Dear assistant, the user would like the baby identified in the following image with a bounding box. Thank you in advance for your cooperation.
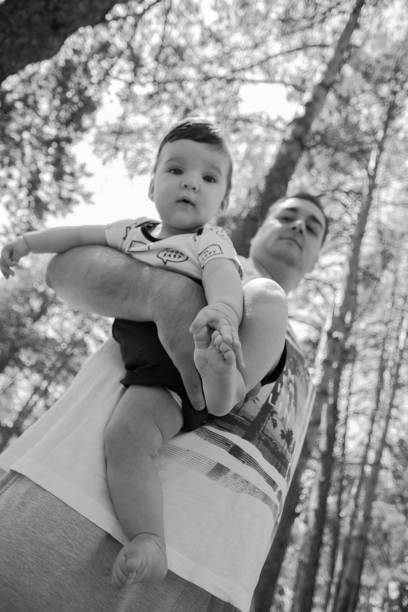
[1,118,287,586]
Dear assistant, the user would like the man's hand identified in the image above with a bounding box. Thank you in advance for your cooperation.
[47,246,206,410]
[151,270,207,410]
[0,238,29,279]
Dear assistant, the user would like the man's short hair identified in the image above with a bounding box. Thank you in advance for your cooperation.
[154,117,233,200]
[270,192,329,244]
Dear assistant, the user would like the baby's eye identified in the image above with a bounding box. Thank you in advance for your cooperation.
[168,167,183,175]
[203,175,217,183]
[307,225,317,235]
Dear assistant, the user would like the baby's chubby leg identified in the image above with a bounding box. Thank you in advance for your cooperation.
[191,278,288,416]
[239,277,288,391]
[103,385,183,587]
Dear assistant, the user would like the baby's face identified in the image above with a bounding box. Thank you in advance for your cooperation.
[149,139,230,236]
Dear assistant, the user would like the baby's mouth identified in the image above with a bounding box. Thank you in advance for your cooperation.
[177,197,195,206]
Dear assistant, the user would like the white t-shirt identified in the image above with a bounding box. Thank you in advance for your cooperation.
[105,218,242,280]
[0,259,314,612]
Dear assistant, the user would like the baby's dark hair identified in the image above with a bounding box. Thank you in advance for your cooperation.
[154,117,233,200]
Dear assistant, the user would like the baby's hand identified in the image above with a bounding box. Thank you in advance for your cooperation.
[0,237,30,279]
[189,303,245,371]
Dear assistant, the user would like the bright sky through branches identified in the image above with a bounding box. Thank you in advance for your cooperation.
[0,83,294,230]
[50,83,295,228]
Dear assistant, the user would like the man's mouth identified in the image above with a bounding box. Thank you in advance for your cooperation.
[281,236,302,249]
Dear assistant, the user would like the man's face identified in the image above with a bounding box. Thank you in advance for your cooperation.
[249,198,326,288]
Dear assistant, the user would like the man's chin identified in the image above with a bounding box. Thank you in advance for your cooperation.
[279,237,302,251]
[269,246,300,265]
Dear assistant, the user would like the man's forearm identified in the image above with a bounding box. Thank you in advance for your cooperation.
[47,246,156,320]
[47,246,206,321]
[47,245,207,408]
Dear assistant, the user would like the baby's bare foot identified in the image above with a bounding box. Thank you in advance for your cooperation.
[112,533,168,588]
[193,329,245,416]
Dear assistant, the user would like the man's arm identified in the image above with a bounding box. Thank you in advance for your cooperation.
[46,246,206,409]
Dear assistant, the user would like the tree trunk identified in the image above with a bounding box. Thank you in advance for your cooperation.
[253,467,302,611]
[331,309,392,609]
[231,0,367,255]
[0,0,141,84]
[333,300,407,612]
[253,380,324,609]
[289,88,396,612]
[322,357,356,611]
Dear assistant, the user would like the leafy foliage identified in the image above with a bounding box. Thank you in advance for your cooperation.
[0,260,109,451]
[1,1,408,610]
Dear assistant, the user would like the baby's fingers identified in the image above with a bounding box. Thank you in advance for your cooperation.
[1,245,14,262]
[216,319,234,345]
[230,329,245,371]
[191,324,212,349]
[190,309,218,334]
[0,262,14,279]
[216,323,245,371]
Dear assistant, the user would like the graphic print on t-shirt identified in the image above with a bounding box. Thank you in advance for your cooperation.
[128,240,150,252]
[198,243,224,267]
[164,325,313,522]
[156,248,189,265]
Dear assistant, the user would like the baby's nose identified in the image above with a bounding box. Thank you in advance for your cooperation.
[182,178,198,191]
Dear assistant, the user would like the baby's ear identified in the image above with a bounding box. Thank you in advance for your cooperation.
[148,178,155,201]
[220,196,229,212]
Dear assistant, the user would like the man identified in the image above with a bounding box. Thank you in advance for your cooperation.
[0,194,327,612]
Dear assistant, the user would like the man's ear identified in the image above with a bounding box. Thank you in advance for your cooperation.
[148,178,155,201]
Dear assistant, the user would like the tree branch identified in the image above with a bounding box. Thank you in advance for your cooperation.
[0,0,146,83]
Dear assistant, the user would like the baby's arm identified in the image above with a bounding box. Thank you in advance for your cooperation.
[190,257,246,415]
[0,225,107,279]
[190,258,244,369]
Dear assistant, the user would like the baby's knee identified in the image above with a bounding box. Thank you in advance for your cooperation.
[244,278,287,311]
[104,398,164,462]
[104,412,128,461]
[242,278,288,344]
[104,402,144,460]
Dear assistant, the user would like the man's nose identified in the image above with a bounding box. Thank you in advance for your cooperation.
[291,219,305,234]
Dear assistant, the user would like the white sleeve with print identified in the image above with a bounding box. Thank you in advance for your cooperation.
[194,225,243,278]
[104,218,151,252]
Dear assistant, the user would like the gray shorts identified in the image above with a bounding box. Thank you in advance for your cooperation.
[0,472,237,612]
